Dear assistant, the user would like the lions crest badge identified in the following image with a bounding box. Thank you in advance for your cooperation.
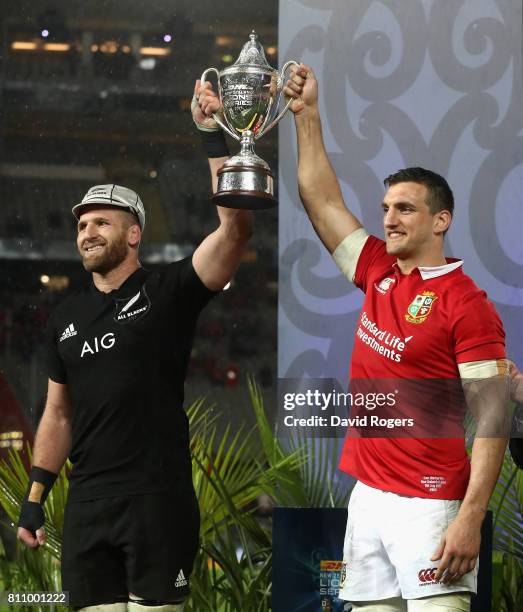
[405,291,437,324]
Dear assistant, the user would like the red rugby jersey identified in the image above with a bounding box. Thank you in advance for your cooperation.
[338,235,506,499]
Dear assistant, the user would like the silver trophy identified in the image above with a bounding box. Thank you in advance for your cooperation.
[201,31,298,209]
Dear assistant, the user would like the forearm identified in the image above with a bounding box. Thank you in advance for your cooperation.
[458,436,507,525]
[294,109,362,252]
[193,206,253,291]
[296,109,343,218]
[33,408,72,473]
[208,155,229,194]
[216,205,253,242]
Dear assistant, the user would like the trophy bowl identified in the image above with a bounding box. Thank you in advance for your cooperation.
[201,31,298,210]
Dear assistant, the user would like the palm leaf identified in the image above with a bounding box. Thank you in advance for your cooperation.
[490,451,523,560]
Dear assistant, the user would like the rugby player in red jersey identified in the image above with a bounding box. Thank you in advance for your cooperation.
[283,65,509,611]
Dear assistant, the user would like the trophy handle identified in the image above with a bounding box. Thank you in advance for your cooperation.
[200,67,240,141]
[256,60,300,138]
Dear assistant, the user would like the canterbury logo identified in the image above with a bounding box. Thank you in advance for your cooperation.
[60,323,77,342]
[175,569,188,588]
[418,568,437,583]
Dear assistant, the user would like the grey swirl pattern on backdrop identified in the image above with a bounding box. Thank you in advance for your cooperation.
[278,0,523,385]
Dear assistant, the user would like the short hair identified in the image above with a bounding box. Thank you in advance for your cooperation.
[121,208,141,229]
[383,167,454,217]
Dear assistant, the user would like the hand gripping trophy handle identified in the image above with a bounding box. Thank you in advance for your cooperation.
[257,60,300,138]
[200,67,240,141]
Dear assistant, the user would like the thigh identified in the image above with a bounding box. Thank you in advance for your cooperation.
[125,484,200,603]
[407,593,471,611]
[352,597,407,612]
[62,499,129,609]
[339,482,401,602]
[383,498,477,600]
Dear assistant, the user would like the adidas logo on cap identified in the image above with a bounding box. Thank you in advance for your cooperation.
[60,323,77,342]
[175,569,188,588]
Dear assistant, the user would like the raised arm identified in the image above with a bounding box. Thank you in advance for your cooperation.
[190,79,253,291]
[18,379,73,548]
[283,64,363,254]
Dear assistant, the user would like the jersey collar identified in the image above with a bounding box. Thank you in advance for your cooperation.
[391,258,463,280]
[417,259,463,280]
[89,266,148,297]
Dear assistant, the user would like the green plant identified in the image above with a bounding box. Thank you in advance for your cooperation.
[492,550,523,612]
[490,453,523,560]
[0,377,349,611]
[489,451,523,611]
[0,449,70,611]
[185,376,350,610]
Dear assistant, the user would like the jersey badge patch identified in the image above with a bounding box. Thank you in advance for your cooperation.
[114,285,151,324]
[405,291,437,324]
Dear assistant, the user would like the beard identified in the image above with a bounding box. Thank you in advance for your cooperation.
[80,233,128,274]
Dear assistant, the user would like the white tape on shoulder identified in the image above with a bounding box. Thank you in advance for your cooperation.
[332,228,369,282]
[458,359,509,382]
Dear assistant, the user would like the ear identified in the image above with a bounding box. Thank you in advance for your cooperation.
[433,210,451,235]
[127,224,141,247]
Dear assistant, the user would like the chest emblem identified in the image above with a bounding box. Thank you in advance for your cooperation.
[114,285,151,324]
[374,276,396,294]
[405,291,437,324]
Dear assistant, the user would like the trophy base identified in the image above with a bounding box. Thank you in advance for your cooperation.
[213,190,276,210]
[213,163,277,210]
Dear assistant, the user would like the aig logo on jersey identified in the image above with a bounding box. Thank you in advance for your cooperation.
[114,285,151,324]
[405,291,438,324]
[81,333,116,358]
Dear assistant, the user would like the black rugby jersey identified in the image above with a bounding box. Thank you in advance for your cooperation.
[46,257,215,502]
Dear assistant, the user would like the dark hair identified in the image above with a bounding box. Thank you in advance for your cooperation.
[383,167,454,217]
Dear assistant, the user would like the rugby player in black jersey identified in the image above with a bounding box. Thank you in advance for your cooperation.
[17,81,250,611]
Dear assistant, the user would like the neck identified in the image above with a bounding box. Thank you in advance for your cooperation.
[396,253,448,275]
[92,259,141,293]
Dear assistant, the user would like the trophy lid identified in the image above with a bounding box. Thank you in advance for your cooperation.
[234,30,272,68]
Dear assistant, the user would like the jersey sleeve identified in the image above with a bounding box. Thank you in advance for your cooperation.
[46,314,67,384]
[352,235,395,293]
[451,289,506,363]
[332,228,369,282]
[163,256,218,313]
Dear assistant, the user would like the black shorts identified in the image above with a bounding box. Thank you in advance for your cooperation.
[61,484,200,608]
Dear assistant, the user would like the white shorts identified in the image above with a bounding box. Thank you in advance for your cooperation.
[338,481,478,601]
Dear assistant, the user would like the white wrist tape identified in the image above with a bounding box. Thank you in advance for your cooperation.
[191,94,220,132]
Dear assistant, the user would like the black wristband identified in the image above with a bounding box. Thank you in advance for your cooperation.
[24,466,57,505]
[199,129,230,158]
[17,466,57,536]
